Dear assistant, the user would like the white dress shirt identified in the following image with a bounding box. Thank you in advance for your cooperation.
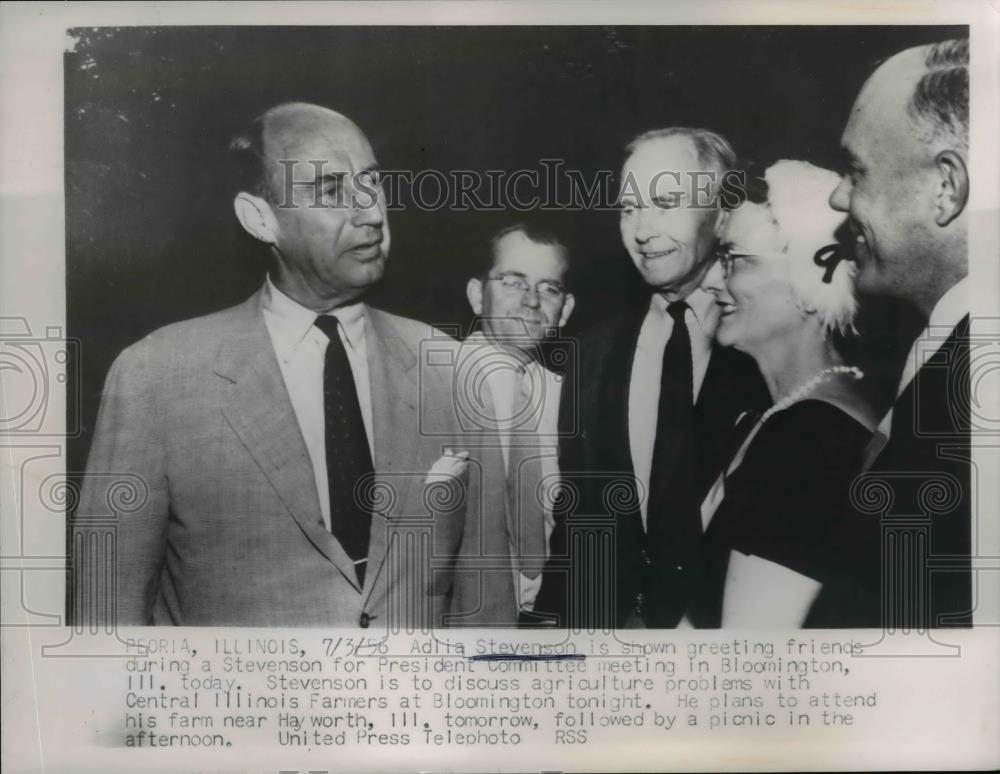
[261,277,374,531]
[464,331,562,611]
[864,276,968,470]
[628,287,719,527]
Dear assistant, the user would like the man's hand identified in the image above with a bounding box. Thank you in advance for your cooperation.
[424,448,470,486]
[424,449,471,597]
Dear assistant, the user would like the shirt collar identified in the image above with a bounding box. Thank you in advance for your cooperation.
[650,286,719,339]
[465,330,556,378]
[263,275,367,352]
[465,330,491,349]
[927,275,968,333]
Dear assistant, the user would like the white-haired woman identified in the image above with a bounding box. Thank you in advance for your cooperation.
[695,159,878,628]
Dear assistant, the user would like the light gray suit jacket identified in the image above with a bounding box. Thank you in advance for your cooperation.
[73,287,516,627]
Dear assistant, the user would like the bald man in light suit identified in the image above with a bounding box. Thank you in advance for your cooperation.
[73,103,515,628]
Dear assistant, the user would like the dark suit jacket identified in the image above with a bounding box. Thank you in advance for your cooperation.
[813,315,972,628]
[72,287,515,628]
[536,303,770,629]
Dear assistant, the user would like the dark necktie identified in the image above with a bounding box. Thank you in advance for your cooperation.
[314,315,374,587]
[643,300,701,625]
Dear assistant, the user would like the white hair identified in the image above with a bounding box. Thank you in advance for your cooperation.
[764,160,857,336]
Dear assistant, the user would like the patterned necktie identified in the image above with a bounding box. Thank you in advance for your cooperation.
[314,315,374,588]
[507,365,548,579]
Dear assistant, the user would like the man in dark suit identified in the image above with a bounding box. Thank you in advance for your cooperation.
[824,39,972,628]
[72,103,515,627]
[537,128,769,629]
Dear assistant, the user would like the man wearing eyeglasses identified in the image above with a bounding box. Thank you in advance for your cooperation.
[462,221,576,625]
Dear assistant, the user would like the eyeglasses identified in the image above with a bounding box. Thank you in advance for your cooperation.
[486,273,566,301]
[715,246,761,278]
[717,243,851,284]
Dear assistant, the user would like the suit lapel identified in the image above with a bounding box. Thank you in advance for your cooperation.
[694,345,769,494]
[884,315,970,466]
[599,308,647,476]
[213,290,362,592]
[361,308,421,605]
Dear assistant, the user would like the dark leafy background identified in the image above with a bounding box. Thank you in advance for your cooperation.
[66,25,960,469]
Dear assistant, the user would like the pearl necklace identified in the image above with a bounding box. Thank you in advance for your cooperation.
[760,365,864,424]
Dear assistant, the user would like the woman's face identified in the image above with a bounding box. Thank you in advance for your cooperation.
[709,203,803,355]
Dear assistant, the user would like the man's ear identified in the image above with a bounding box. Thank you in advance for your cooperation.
[934,149,969,227]
[466,278,484,316]
[558,293,576,328]
[233,192,280,245]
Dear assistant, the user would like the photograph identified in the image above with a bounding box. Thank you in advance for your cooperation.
[66,22,975,631]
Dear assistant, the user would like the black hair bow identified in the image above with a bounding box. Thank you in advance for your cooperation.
[813,242,854,284]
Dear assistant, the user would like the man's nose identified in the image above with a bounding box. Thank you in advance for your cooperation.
[829,176,851,212]
[352,195,385,227]
[633,208,656,243]
[700,259,726,296]
[521,286,542,308]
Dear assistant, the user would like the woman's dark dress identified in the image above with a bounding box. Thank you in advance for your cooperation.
[692,398,872,627]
